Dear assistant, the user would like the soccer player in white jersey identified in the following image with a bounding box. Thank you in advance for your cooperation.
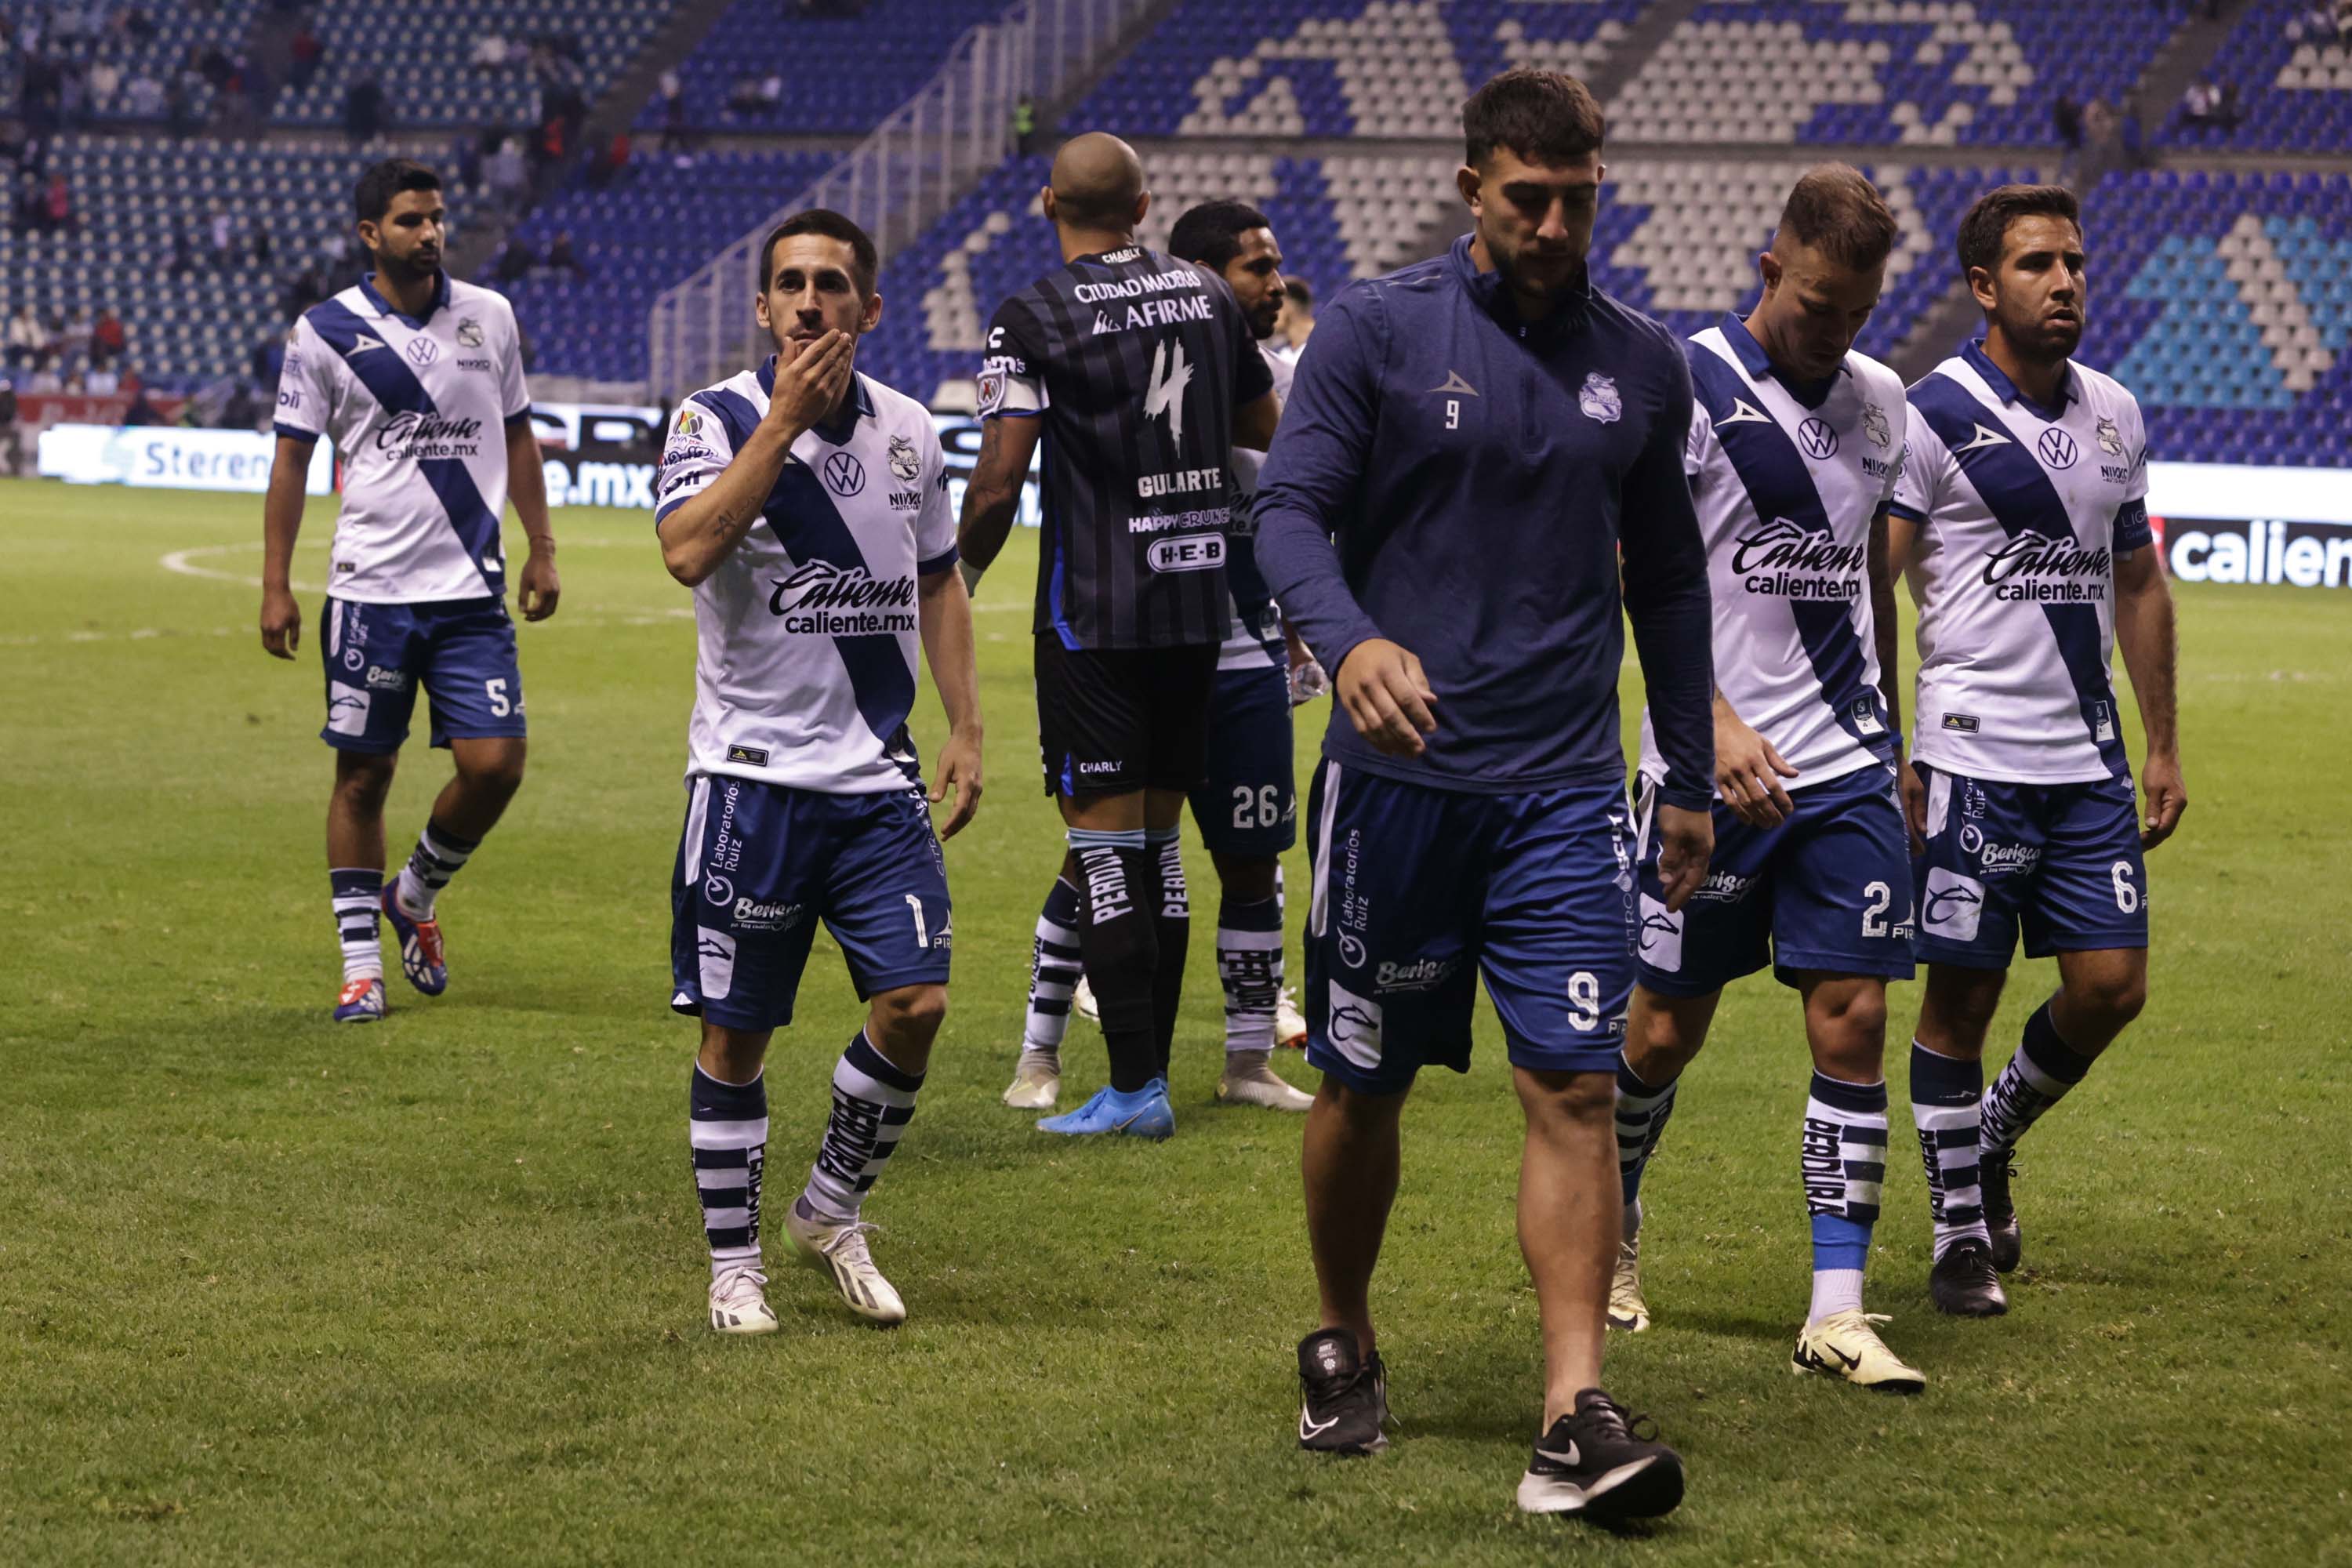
[1890,184,2184,1294]
[655,210,982,1334]
[260,159,558,1024]
[1000,198,1316,1115]
[1605,166,1932,1388]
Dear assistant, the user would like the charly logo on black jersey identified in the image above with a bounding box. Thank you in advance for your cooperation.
[1982,530,2110,603]
[1732,517,1865,601]
[768,561,916,633]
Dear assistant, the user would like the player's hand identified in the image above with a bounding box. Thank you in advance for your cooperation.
[1288,655,1329,706]
[931,727,984,840]
[1335,638,1436,757]
[517,542,561,622]
[1899,756,1929,855]
[260,584,301,660]
[765,329,854,434]
[2138,750,2187,850]
[1715,708,1798,827]
[1653,803,1714,912]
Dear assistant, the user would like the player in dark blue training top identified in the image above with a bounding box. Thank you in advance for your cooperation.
[1256,69,1715,1521]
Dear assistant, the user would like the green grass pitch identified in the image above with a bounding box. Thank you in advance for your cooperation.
[2,477,2347,1564]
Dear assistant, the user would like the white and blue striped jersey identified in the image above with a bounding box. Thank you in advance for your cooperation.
[656,364,959,796]
[275,274,531,604]
[1893,341,2152,785]
[1639,316,1906,792]
[1221,342,1293,672]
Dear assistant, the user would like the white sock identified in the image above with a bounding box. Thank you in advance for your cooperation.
[1809,1268,1864,1323]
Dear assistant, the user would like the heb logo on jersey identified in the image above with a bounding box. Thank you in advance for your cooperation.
[1982,530,2111,603]
[1731,518,1865,601]
[1147,535,1224,574]
[767,561,916,634]
[375,410,482,461]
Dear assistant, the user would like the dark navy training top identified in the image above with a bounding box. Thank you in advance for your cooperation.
[1256,237,1716,808]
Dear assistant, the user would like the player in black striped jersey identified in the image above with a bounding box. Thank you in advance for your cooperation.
[960,133,1279,1137]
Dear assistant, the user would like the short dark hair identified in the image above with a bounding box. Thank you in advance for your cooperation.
[1283,276,1314,310]
[1461,67,1605,169]
[355,159,440,223]
[1777,163,1898,271]
[1167,199,1272,273]
[1956,183,2080,280]
[760,209,878,298]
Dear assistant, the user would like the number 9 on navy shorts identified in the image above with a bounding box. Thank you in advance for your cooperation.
[1302,762,1635,1095]
[1911,764,2147,966]
[670,773,953,1032]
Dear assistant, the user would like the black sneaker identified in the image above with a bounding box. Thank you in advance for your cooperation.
[1295,1328,1389,1454]
[1929,1237,2009,1316]
[1516,1388,1685,1519]
[1980,1145,2023,1272]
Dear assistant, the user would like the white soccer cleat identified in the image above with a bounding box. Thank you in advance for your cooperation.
[1002,1051,1061,1109]
[1275,986,1308,1051]
[785,1206,906,1326]
[1218,1051,1314,1111]
[707,1264,779,1336]
[1607,1235,1651,1333]
[1791,1309,1926,1392]
[1073,974,1099,1024]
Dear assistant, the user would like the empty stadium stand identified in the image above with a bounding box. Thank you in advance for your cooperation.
[638,0,1012,133]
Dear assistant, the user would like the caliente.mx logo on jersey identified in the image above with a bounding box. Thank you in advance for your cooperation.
[1982,529,2111,603]
[768,561,916,634]
[1732,517,1866,601]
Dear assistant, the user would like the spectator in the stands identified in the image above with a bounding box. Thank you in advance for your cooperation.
[5,303,45,370]
[209,205,237,269]
[485,133,528,209]
[125,70,164,118]
[0,376,20,476]
[728,72,766,114]
[165,68,198,137]
[84,359,119,396]
[42,171,72,232]
[2053,92,2082,150]
[289,20,324,89]
[93,305,126,365]
[343,74,385,143]
[171,226,198,274]
[123,385,162,425]
[89,59,121,114]
[586,130,630,190]
[546,231,585,278]
[493,235,535,285]
[471,31,512,71]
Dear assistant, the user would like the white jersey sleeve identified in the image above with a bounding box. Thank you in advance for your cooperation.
[914,419,959,575]
[495,296,531,423]
[1892,401,1953,522]
[655,393,744,526]
[273,316,337,442]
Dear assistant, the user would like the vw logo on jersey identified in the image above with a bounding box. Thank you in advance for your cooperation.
[822,451,866,496]
[2037,427,2078,470]
[1797,418,1839,460]
[404,336,437,367]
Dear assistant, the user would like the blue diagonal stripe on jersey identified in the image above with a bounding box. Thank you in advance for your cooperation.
[763,462,920,757]
[1909,374,2129,777]
[307,299,504,592]
[1688,348,1885,753]
[691,387,760,454]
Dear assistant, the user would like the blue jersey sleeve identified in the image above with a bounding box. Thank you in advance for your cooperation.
[1620,339,1715,811]
[1254,289,1387,677]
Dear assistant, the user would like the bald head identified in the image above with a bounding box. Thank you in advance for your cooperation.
[1045,132,1147,235]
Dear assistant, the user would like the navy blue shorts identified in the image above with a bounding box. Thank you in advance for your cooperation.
[670,774,953,1032]
[1302,762,1635,1094]
[321,595,525,753]
[1190,663,1297,858]
[1634,760,1917,996]
[1911,764,2147,967]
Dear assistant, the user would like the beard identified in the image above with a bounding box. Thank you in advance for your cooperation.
[1490,240,1584,301]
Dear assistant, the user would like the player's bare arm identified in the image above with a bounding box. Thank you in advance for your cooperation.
[658,329,854,586]
[259,434,311,659]
[2114,543,2185,849]
[1652,803,1712,912]
[506,420,560,621]
[1334,637,1437,757]
[1886,505,1930,844]
[918,566,985,839]
[1232,387,1280,453]
[953,411,1041,590]
[1713,691,1799,828]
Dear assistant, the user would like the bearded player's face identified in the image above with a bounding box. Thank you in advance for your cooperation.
[1462,146,1602,303]
[757,234,880,358]
[1219,227,1286,341]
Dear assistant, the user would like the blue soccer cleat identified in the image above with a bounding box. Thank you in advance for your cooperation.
[380,886,448,996]
[333,976,387,1023]
[1036,1079,1175,1139]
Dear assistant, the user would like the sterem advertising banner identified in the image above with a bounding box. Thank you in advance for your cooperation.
[36,416,2338,584]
